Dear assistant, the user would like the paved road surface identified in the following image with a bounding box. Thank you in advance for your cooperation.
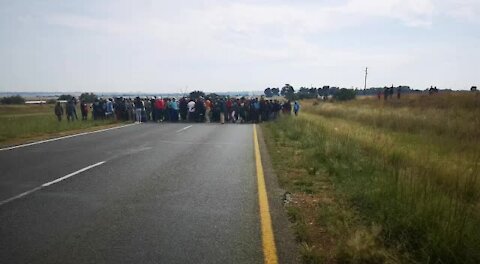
[0,123,277,263]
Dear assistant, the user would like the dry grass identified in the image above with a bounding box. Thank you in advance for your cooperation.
[262,92,480,263]
[0,104,121,147]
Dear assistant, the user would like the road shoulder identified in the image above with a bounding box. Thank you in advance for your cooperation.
[0,122,132,150]
[257,125,300,264]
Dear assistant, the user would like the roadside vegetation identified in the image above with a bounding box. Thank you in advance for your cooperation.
[262,93,480,263]
[0,95,26,104]
[0,104,119,147]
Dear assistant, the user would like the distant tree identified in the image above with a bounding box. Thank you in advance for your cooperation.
[0,95,25,104]
[57,94,74,101]
[264,88,273,98]
[79,92,98,103]
[271,88,280,97]
[281,84,295,100]
[206,93,219,99]
[297,87,310,99]
[189,90,206,99]
[296,87,318,99]
[333,88,356,101]
[318,86,330,97]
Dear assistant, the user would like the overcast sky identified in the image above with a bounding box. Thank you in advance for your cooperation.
[0,0,479,93]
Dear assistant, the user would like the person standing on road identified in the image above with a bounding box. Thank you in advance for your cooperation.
[134,97,144,123]
[170,98,179,122]
[293,101,300,116]
[225,98,233,123]
[154,97,162,122]
[150,97,156,121]
[145,98,152,121]
[164,98,170,121]
[218,98,226,124]
[205,98,212,123]
[212,99,220,122]
[178,97,187,121]
[195,98,205,122]
[238,98,246,123]
[54,102,63,121]
[187,99,195,122]
[125,99,133,121]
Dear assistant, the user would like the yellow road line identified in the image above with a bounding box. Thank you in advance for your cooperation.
[253,124,279,264]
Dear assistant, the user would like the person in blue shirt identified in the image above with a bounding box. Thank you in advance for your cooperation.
[293,101,300,116]
[169,98,179,122]
[106,98,114,119]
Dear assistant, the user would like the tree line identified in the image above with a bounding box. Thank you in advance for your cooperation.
[0,95,26,104]
[264,84,419,101]
[264,84,358,101]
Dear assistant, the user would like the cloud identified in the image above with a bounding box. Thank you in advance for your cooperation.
[437,0,480,23]
[343,0,434,27]
[40,1,437,81]
[46,14,137,34]
[45,0,439,36]
[9,0,477,91]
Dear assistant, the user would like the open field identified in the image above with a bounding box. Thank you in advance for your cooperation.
[0,104,120,147]
[262,93,480,263]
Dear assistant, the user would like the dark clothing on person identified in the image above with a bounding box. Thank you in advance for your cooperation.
[179,98,188,121]
[66,100,76,122]
[80,102,88,120]
[54,103,63,121]
[195,100,205,122]
[134,99,143,109]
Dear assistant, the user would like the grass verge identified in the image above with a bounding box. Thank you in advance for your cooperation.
[261,93,480,263]
[0,104,123,147]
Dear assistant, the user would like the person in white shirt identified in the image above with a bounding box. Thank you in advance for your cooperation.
[187,99,195,122]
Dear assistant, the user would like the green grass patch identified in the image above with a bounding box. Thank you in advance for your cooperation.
[262,93,480,263]
[0,104,122,147]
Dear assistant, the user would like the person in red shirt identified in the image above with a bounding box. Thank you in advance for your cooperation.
[154,98,165,122]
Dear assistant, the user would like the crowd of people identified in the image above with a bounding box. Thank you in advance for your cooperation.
[378,86,401,100]
[55,96,301,123]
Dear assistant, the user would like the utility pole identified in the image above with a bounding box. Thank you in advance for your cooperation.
[364,67,368,90]
[183,85,188,97]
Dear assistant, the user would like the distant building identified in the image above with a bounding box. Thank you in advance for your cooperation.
[25,100,47,104]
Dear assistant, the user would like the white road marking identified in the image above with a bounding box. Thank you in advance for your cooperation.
[175,125,193,133]
[42,161,106,187]
[0,161,106,207]
[0,187,43,207]
[0,123,137,152]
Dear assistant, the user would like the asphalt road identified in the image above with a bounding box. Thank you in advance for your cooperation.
[0,123,282,264]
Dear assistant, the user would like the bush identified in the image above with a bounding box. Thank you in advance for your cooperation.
[79,92,98,103]
[57,94,74,101]
[1,95,26,104]
[189,90,206,99]
[333,88,356,101]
